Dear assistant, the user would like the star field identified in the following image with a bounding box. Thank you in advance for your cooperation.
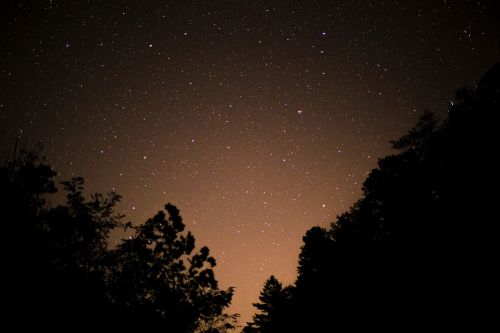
[1,0,499,325]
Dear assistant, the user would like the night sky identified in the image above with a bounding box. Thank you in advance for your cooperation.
[1,0,499,325]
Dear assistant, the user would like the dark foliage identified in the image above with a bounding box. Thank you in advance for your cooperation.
[243,276,292,333]
[247,64,499,331]
[0,146,233,331]
[108,204,234,331]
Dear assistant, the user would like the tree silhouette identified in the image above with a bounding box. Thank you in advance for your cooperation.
[108,203,234,331]
[255,63,500,331]
[0,146,234,331]
[195,312,240,333]
[37,176,126,326]
[1,145,59,327]
[243,276,292,333]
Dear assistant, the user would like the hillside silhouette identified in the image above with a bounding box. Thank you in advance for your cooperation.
[244,64,499,332]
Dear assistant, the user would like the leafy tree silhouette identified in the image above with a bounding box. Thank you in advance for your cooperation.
[38,176,126,326]
[249,63,499,331]
[195,312,240,333]
[0,145,59,326]
[0,146,234,332]
[109,203,234,331]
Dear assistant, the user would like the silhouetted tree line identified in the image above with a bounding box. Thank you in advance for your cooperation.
[244,64,499,332]
[2,64,497,332]
[0,147,237,332]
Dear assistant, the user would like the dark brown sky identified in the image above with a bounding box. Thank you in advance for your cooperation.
[1,0,499,325]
